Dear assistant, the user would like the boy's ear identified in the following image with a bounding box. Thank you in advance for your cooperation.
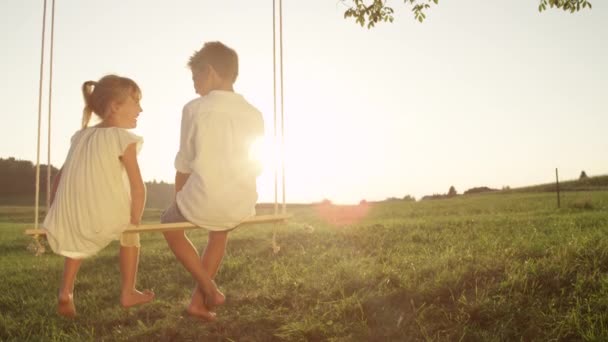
[193,65,206,78]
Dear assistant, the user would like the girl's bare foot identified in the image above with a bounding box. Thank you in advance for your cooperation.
[187,302,217,321]
[57,292,76,318]
[120,289,155,308]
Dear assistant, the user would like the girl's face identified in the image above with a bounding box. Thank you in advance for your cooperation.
[111,93,142,129]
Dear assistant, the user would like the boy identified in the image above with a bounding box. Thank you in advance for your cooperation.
[161,41,264,321]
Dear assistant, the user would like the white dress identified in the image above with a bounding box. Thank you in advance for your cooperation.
[43,127,143,258]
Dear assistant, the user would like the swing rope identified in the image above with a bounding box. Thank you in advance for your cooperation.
[30,0,55,255]
[273,0,277,215]
[279,0,287,216]
[33,0,48,234]
[46,0,56,209]
[271,0,287,253]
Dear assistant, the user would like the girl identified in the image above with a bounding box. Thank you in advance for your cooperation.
[43,74,154,317]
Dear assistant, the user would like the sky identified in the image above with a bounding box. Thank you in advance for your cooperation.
[1,0,607,204]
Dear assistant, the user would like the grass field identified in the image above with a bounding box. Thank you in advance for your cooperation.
[1,191,608,341]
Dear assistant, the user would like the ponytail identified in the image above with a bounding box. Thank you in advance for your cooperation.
[81,81,96,129]
[79,75,141,128]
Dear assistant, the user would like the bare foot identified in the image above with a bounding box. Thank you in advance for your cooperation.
[187,302,217,321]
[57,293,76,318]
[204,280,226,308]
[120,289,155,308]
[204,287,226,309]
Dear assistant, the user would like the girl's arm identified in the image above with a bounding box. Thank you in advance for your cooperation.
[49,169,62,205]
[121,143,146,225]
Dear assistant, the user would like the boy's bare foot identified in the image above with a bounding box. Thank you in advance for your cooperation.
[187,302,217,321]
[120,289,155,308]
[203,280,226,309]
[58,293,76,318]
[204,288,226,309]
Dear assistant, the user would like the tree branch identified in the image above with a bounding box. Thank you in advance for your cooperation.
[341,0,592,28]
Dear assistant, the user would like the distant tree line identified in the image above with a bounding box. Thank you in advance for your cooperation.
[419,171,604,200]
[385,195,416,202]
[421,185,458,200]
[4,157,605,207]
[464,186,499,195]
[421,185,503,200]
[0,157,59,197]
[0,157,174,209]
[145,180,173,209]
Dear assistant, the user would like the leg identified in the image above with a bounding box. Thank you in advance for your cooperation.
[202,231,229,279]
[119,233,154,308]
[58,257,82,317]
[162,230,223,305]
[189,231,229,312]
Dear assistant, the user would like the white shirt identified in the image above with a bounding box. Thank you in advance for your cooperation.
[175,90,264,230]
[43,127,143,258]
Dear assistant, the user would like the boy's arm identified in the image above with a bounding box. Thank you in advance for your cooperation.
[174,171,190,198]
[49,169,62,205]
[174,105,195,198]
[174,107,195,177]
[121,143,146,225]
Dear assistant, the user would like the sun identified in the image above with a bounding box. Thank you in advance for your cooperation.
[249,135,279,174]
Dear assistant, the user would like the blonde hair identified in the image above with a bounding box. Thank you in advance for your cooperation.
[188,41,239,84]
[81,75,141,128]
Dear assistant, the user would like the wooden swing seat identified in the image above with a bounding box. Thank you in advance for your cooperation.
[24,213,292,236]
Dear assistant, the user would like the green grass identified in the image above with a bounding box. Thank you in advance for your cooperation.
[2,192,608,341]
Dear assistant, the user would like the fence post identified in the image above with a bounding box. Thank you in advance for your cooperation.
[555,168,561,208]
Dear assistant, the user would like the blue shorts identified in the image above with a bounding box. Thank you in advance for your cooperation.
[160,201,238,232]
[160,201,187,224]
